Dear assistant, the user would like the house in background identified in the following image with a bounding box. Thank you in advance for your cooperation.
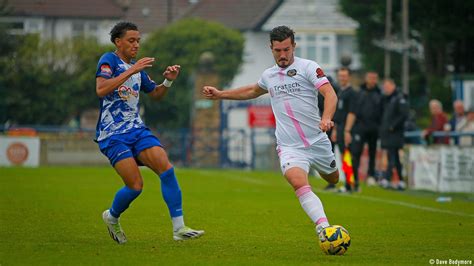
[3,0,359,77]
[178,0,283,90]
[181,0,360,88]
[1,0,196,43]
[262,0,360,78]
[2,0,361,168]
[1,0,123,43]
[180,0,360,169]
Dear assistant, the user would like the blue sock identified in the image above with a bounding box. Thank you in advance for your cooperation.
[109,186,142,218]
[159,167,183,218]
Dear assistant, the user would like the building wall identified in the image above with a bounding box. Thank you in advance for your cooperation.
[1,16,117,44]
[229,31,275,89]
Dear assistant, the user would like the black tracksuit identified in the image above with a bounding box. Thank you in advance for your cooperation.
[333,85,358,155]
[350,85,383,186]
[380,90,409,181]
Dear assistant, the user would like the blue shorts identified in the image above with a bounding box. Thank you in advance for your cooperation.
[98,128,162,166]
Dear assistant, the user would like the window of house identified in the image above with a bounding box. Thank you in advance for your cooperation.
[294,33,335,68]
[295,36,302,57]
[0,21,25,34]
[306,35,317,60]
[72,21,85,37]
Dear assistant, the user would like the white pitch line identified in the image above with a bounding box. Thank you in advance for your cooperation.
[317,190,474,218]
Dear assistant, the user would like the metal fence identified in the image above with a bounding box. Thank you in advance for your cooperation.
[1,125,473,169]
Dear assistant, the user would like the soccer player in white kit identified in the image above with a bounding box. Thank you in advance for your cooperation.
[202,26,339,238]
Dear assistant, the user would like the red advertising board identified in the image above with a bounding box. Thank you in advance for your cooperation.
[248,106,276,128]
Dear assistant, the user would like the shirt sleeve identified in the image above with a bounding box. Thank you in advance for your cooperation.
[140,71,157,93]
[305,61,329,90]
[95,53,115,79]
[257,74,268,90]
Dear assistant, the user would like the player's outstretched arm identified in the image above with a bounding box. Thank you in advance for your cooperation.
[96,57,155,98]
[148,65,181,100]
[202,84,267,100]
[319,83,337,132]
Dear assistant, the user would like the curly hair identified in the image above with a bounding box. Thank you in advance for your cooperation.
[110,22,138,44]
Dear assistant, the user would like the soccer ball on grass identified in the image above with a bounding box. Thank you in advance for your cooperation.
[319,225,351,255]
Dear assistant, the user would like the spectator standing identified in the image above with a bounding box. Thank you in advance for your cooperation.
[379,79,409,190]
[343,72,384,192]
[331,67,358,191]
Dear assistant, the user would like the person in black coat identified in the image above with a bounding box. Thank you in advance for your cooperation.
[379,79,409,190]
[343,71,382,191]
[331,67,358,191]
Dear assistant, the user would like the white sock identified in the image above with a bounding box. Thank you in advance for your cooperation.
[172,216,185,232]
[295,185,329,228]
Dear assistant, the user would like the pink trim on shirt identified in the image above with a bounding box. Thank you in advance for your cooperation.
[315,79,329,90]
[295,185,312,197]
[278,69,285,82]
[284,100,310,147]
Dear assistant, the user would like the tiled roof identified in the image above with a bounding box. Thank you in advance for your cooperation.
[123,0,195,33]
[180,0,283,30]
[262,0,358,32]
[5,0,292,33]
[6,0,123,19]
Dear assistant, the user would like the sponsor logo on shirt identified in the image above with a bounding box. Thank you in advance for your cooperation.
[271,82,302,97]
[100,64,112,76]
[118,85,138,100]
[316,68,326,78]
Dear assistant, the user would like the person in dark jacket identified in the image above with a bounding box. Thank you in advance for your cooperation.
[343,71,383,191]
[379,79,409,190]
[330,67,358,191]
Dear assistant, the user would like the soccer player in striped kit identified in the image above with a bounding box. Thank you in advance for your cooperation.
[203,26,340,239]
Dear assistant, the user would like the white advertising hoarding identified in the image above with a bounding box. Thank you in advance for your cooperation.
[409,145,474,193]
[0,136,40,167]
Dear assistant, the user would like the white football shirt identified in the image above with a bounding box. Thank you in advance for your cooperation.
[257,57,329,148]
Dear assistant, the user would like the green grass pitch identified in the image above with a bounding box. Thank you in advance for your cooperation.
[1,167,473,265]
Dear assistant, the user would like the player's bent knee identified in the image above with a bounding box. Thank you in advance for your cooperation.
[322,171,339,184]
[127,179,143,191]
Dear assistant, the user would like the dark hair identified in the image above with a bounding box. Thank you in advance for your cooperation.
[270,25,295,45]
[337,66,352,75]
[110,22,138,44]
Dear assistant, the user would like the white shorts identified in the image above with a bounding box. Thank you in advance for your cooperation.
[277,136,337,175]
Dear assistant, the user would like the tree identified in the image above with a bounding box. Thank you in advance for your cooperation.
[2,34,112,125]
[340,0,474,115]
[140,18,244,129]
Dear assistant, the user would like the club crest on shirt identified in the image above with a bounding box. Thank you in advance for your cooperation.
[316,68,326,78]
[287,69,297,77]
